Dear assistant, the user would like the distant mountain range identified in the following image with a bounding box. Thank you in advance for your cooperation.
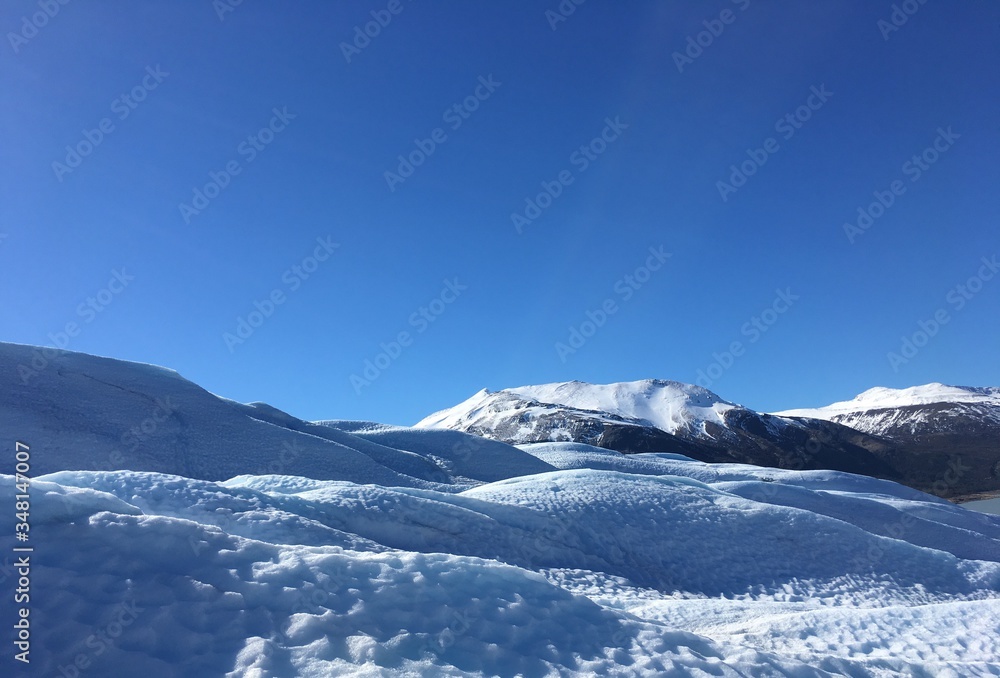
[417,380,1000,500]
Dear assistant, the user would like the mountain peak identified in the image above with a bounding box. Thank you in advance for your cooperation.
[851,383,1000,407]
[417,378,738,436]
[777,383,1000,418]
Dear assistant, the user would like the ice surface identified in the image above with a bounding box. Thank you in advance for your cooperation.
[5,460,999,676]
[0,342,549,488]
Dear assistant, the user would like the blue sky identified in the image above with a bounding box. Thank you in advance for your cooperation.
[2,1,998,425]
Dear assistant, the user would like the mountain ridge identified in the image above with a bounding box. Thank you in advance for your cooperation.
[418,378,1000,500]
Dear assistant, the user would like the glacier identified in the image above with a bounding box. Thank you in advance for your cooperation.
[2,343,999,676]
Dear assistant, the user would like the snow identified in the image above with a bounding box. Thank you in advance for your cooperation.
[316,423,554,484]
[415,379,739,439]
[6,461,1000,676]
[413,388,495,430]
[775,382,1000,419]
[508,379,737,433]
[5,343,1000,676]
[773,382,1000,437]
[0,342,549,489]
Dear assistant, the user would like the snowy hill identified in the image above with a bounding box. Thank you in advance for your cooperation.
[4,343,1000,675]
[0,342,552,487]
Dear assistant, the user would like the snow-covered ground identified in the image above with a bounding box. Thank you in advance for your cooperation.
[4,449,1000,676]
[3,344,1000,676]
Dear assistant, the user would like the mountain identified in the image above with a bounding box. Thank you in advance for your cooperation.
[3,342,1000,675]
[417,379,901,482]
[776,383,1000,499]
[774,382,1000,434]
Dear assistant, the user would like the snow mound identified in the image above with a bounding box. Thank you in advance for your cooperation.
[317,423,554,484]
[4,471,836,677]
[9,458,1000,676]
[0,341,547,489]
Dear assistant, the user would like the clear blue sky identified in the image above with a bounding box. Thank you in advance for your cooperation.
[2,1,998,425]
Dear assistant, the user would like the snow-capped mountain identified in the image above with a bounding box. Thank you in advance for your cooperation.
[776,383,1000,499]
[419,380,738,441]
[417,379,901,482]
[775,382,1000,435]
